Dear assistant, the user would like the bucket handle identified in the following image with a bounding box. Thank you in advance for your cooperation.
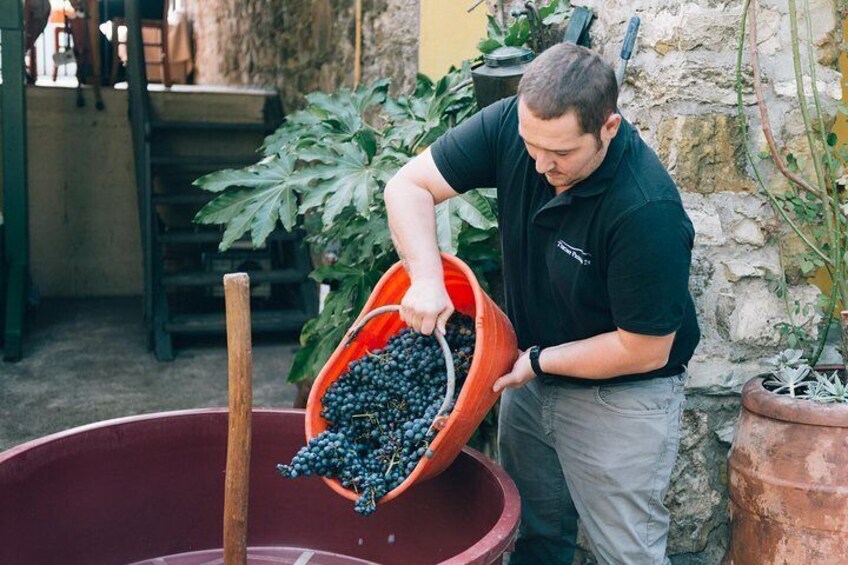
[344,305,455,434]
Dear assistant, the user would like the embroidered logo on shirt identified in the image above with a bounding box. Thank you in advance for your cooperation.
[556,240,592,266]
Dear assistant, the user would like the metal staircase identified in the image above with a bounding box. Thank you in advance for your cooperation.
[124,2,317,360]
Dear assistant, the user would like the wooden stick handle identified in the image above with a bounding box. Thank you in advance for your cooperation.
[223,273,253,565]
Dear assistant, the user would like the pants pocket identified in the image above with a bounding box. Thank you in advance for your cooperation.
[595,377,678,416]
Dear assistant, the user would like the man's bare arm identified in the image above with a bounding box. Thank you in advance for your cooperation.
[384,148,461,335]
[541,328,675,378]
[493,328,676,392]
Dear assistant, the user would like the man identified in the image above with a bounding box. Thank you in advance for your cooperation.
[384,42,699,564]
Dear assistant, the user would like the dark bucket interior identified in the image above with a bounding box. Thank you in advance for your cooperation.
[0,409,519,565]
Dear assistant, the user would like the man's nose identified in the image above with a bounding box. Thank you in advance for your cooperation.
[535,151,555,174]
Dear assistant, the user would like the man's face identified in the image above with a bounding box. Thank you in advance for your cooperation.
[517,99,621,192]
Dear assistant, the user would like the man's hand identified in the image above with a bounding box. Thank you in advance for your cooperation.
[493,349,534,393]
[400,278,454,335]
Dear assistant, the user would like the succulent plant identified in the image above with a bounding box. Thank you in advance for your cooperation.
[763,348,848,403]
[804,371,848,404]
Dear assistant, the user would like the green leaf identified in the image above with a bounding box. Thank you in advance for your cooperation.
[827,132,838,147]
[352,78,391,113]
[260,126,299,157]
[540,0,571,26]
[477,38,502,54]
[310,263,364,283]
[435,200,464,254]
[413,73,435,97]
[288,340,317,383]
[504,17,531,47]
[294,143,400,225]
[194,157,298,249]
[279,186,298,231]
[305,91,364,136]
[456,191,498,229]
[356,129,378,161]
[486,14,504,40]
[194,157,291,193]
[786,152,799,172]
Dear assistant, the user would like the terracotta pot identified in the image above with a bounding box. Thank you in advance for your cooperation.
[726,376,848,564]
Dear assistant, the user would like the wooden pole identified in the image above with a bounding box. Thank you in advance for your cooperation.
[223,273,253,565]
[354,0,362,88]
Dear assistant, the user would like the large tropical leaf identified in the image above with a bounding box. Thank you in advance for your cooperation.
[292,143,402,226]
[435,191,498,253]
[193,155,290,193]
[260,110,324,156]
[194,155,299,249]
[383,65,476,153]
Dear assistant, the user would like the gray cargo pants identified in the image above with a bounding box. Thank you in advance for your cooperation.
[498,372,687,565]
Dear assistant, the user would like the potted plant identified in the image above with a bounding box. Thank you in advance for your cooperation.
[728,1,848,562]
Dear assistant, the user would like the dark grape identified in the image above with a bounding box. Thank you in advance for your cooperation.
[276,314,476,516]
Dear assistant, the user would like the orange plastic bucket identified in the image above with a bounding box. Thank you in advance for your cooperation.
[305,253,518,505]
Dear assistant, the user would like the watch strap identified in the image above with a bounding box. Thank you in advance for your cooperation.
[529,345,545,376]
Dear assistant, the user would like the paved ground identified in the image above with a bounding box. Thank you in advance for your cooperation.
[0,297,300,451]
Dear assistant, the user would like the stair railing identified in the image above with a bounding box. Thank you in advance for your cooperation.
[125,0,155,347]
[1,0,29,361]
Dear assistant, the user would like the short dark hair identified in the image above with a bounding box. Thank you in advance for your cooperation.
[518,43,618,141]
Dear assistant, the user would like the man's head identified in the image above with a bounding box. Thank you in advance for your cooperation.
[517,43,621,191]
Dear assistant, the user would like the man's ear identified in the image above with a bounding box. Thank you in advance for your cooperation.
[602,113,622,142]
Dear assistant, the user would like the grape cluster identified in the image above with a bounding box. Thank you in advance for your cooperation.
[277,314,476,515]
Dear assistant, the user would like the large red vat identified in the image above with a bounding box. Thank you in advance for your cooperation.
[0,409,519,565]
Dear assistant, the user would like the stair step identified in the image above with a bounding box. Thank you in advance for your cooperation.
[165,310,312,334]
[157,229,301,244]
[151,119,270,132]
[153,193,215,206]
[150,155,258,170]
[162,268,307,287]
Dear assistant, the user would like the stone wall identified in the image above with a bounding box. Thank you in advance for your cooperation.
[577,1,839,563]
[181,0,420,113]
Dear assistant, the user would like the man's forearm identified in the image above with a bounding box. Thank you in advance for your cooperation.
[539,330,671,380]
[384,179,443,282]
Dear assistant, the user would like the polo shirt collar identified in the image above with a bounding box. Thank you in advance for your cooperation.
[534,118,632,215]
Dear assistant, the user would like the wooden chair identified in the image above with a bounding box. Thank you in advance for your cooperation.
[108,0,170,86]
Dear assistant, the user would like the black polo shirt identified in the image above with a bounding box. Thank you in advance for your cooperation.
[431,96,700,382]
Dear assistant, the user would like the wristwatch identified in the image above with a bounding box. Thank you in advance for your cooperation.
[528,345,545,377]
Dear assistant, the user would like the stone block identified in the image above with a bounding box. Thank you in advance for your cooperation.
[686,354,765,396]
[684,194,727,246]
[715,281,820,346]
[666,409,723,554]
[657,114,756,194]
[639,3,753,55]
[729,218,766,247]
[626,52,755,108]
